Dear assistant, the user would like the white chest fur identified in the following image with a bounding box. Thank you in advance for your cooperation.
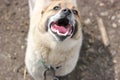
[25,33,82,80]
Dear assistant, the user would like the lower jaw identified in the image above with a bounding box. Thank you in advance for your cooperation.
[55,34,68,41]
[51,32,72,41]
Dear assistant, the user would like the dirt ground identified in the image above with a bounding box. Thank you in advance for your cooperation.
[0,0,120,80]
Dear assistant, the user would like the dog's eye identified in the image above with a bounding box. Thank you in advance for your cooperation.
[53,6,61,10]
[72,10,78,15]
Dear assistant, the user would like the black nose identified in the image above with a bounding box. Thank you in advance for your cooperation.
[62,8,71,15]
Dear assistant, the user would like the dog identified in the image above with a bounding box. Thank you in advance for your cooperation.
[25,0,83,80]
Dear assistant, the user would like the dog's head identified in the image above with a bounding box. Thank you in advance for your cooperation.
[32,0,82,41]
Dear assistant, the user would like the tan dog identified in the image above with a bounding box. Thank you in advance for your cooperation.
[25,0,83,80]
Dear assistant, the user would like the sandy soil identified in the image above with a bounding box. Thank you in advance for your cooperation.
[0,0,120,80]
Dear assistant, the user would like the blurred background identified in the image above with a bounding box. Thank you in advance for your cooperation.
[0,0,120,80]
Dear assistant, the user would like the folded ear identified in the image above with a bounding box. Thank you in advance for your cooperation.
[28,0,51,17]
[28,0,36,16]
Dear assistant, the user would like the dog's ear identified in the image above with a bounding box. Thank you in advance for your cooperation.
[28,0,36,16]
[29,0,51,17]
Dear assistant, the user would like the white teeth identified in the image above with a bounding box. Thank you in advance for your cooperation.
[57,30,69,36]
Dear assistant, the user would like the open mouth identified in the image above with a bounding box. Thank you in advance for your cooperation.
[50,18,73,36]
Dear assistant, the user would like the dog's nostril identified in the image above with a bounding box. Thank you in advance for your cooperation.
[62,8,71,15]
[63,9,67,12]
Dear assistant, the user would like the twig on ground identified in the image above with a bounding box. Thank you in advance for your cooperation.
[24,67,27,80]
[97,16,110,47]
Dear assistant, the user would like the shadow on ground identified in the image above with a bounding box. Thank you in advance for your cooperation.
[60,30,115,80]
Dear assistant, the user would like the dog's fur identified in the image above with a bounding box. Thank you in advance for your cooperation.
[25,0,83,80]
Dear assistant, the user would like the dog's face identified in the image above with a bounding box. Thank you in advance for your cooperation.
[41,1,81,41]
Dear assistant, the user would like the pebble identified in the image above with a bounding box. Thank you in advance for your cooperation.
[21,45,25,50]
[84,18,91,25]
[6,26,10,30]
[88,38,94,43]
[7,54,12,59]
[14,53,17,56]
[111,16,116,20]
[111,50,117,56]
[113,59,117,64]
[110,0,114,4]
[89,12,93,16]
[100,11,108,16]
[13,67,17,72]
[118,19,120,23]
[112,23,117,28]
[99,3,105,7]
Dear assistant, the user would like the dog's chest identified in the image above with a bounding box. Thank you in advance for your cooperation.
[39,41,77,66]
[47,50,72,66]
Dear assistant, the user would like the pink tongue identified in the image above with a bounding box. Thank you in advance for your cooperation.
[52,24,68,34]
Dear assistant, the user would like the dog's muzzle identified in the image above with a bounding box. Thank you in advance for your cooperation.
[48,8,77,41]
[50,18,73,36]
